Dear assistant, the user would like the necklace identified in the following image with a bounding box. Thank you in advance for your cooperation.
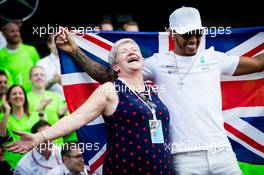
[172,52,196,87]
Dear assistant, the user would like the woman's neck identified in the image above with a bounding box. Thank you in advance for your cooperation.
[119,71,145,92]
[12,106,24,118]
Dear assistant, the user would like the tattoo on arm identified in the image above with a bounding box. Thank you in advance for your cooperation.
[72,48,117,83]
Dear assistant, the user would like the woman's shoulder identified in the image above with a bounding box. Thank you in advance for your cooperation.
[98,82,115,92]
[94,82,117,99]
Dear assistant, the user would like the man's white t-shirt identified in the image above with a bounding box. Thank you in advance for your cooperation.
[14,145,62,175]
[143,47,239,154]
[0,31,7,49]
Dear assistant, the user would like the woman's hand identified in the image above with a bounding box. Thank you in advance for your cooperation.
[2,95,11,112]
[55,28,78,54]
[5,130,38,154]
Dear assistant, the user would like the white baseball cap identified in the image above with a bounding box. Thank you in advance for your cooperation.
[169,6,205,34]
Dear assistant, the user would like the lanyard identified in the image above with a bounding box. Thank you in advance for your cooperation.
[118,78,157,120]
[31,148,60,170]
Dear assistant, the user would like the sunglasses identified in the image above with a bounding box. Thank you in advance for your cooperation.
[181,30,204,40]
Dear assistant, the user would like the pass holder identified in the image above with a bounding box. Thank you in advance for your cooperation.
[117,78,164,144]
[149,109,164,144]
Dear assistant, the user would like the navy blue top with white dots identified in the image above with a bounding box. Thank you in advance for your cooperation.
[102,79,172,175]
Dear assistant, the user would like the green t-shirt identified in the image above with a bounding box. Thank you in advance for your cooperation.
[0,44,40,92]
[27,91,65,125]
[0,112,39,168]
[27,91,66,144]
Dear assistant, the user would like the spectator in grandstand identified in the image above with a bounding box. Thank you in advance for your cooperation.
[0,136,13,175]
[0,31,7,49]
[14,120,62,175]
[48,141,87,175]
[100,20,114,31]
[0,22,40,92]
[0,85,39,168]
[123,21,139,32]
[37,34,65,99]
[0,70,9,113]
[28,66,77,143]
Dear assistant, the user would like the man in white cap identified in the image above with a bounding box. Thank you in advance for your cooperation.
[54,6,264,175]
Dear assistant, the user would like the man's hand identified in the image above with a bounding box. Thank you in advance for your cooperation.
[55,28,78,54]
[37,97,53,113]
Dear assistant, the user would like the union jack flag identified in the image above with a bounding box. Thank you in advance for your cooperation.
[59,28,264,174]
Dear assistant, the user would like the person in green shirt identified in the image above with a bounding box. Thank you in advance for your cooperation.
[0,69,13,111]
[0,70,9,113]
[28,66,77,143]
[0,85,39,168]
[0,70,9,96]
[0,22,40,92]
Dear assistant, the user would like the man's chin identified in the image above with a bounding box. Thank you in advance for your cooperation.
[185,48,198,55]
[185,52,197,56]
[9,41,20,45]
[78,167,84,172]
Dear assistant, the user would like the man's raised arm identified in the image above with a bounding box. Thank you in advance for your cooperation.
[233,54,264,76]
[55,29,117,84]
